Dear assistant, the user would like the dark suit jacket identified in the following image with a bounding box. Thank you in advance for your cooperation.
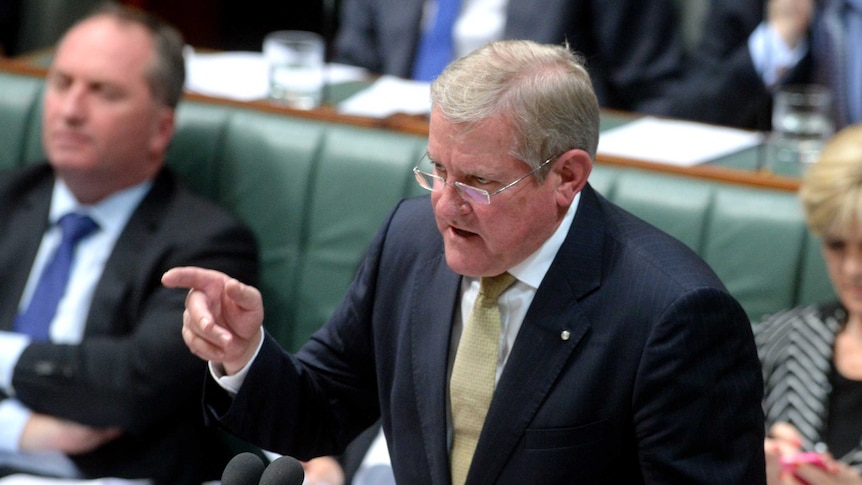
[664,0,819,130]
[0,164,259,485]
[332,0,685,113]
[206,185,766,484]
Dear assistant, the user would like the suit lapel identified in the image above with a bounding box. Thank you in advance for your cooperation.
[410,250,461,484]
[468,185,606,484]
[0,170,53,330]
[84,171,171,336]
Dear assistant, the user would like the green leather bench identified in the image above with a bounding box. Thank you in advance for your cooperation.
[0,67,834,351]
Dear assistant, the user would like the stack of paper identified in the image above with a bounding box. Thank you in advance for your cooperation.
[597,116,764,166]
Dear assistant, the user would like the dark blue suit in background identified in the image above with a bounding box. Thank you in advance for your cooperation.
[332,0,685,114]
[206,184,766,484]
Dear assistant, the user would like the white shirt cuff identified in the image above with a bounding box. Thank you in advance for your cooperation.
[209,328,265,396]
[748,22,808,87]
[0,399,32,452]
[0,331,31,395]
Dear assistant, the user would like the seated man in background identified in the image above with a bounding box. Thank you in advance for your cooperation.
[0,3,258,484]
[663,0,861,131]
[331,0,686,114]
[756,123,862,484]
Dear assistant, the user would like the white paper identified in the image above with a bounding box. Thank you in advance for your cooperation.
[183,48,370,102]
[184,50,270,101]
[597,116,764,166]
[337,75,432,117]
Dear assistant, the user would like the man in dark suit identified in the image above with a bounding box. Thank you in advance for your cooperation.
[0,4,258,484]
[664,0,861,131]
[165,40,766,484]
[331,0,685,114]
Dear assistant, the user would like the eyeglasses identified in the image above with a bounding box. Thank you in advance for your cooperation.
[412,153,557,205]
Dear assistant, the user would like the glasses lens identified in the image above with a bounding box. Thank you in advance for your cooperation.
[457,184,490,205]
[414,170,433,190]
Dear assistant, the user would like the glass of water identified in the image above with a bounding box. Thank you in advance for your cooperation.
[263,30,325,109]
[770,84,834,167]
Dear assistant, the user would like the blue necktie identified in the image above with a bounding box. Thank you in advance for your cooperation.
[13,213,99,342]
[411,0,461,81]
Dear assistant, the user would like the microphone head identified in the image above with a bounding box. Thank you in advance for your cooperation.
[259,455,305,485]
[221,451,266,485]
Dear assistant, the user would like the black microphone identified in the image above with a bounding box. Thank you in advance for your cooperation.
[258,455,305,485]
[221,451,266,485]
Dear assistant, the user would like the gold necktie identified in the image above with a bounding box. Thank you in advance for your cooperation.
[450,272,517,485]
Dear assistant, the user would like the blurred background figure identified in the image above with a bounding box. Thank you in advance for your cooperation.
[664,0,862,131]
[756,123,862,484]
[331,0,687,113]
[0,3,258,483]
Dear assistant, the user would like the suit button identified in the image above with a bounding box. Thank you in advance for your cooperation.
[34,361,55,375]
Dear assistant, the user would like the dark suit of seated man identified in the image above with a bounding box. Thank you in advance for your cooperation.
[0,4,258,484]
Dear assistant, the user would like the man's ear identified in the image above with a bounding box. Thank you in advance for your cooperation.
[149,107,175,158]
[554,149,592,205]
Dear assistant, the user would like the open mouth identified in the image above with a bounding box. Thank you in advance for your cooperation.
[451,227,476,238]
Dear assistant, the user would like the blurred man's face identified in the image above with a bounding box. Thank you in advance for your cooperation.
[42,15,173,203]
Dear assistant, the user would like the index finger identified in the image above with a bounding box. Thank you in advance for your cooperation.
[162,266,229,291]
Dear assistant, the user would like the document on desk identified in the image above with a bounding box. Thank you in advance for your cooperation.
[184,50,270,101]
[338,75,432,117]
[597,116,764,166]
[183,49,370,101]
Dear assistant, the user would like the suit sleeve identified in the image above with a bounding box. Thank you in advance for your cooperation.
[633,287,766,483]
[202,200,409,461]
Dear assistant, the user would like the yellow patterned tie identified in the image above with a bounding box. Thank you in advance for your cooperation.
[450,272,517,485]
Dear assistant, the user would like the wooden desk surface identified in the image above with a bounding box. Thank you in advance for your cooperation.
[0,56,800,192]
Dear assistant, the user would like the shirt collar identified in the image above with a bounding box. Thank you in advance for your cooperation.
[50,178,153,233]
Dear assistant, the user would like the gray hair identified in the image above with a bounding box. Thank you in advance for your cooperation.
[430,40,600,178]
[68,2,186,108]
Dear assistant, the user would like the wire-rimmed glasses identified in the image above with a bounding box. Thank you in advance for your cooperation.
[412,153,557,205]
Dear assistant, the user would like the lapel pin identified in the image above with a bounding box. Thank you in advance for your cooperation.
[561,330,570,341]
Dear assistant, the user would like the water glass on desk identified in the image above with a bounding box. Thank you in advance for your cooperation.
[769,84,834,166]
[263,30,324,109]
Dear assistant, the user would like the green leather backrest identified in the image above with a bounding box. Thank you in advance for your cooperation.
[0,71,44,169]
[0,67,834,347]
[592,164,834,322]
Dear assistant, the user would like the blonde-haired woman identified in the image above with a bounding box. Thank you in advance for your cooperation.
[758,123,862,484]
